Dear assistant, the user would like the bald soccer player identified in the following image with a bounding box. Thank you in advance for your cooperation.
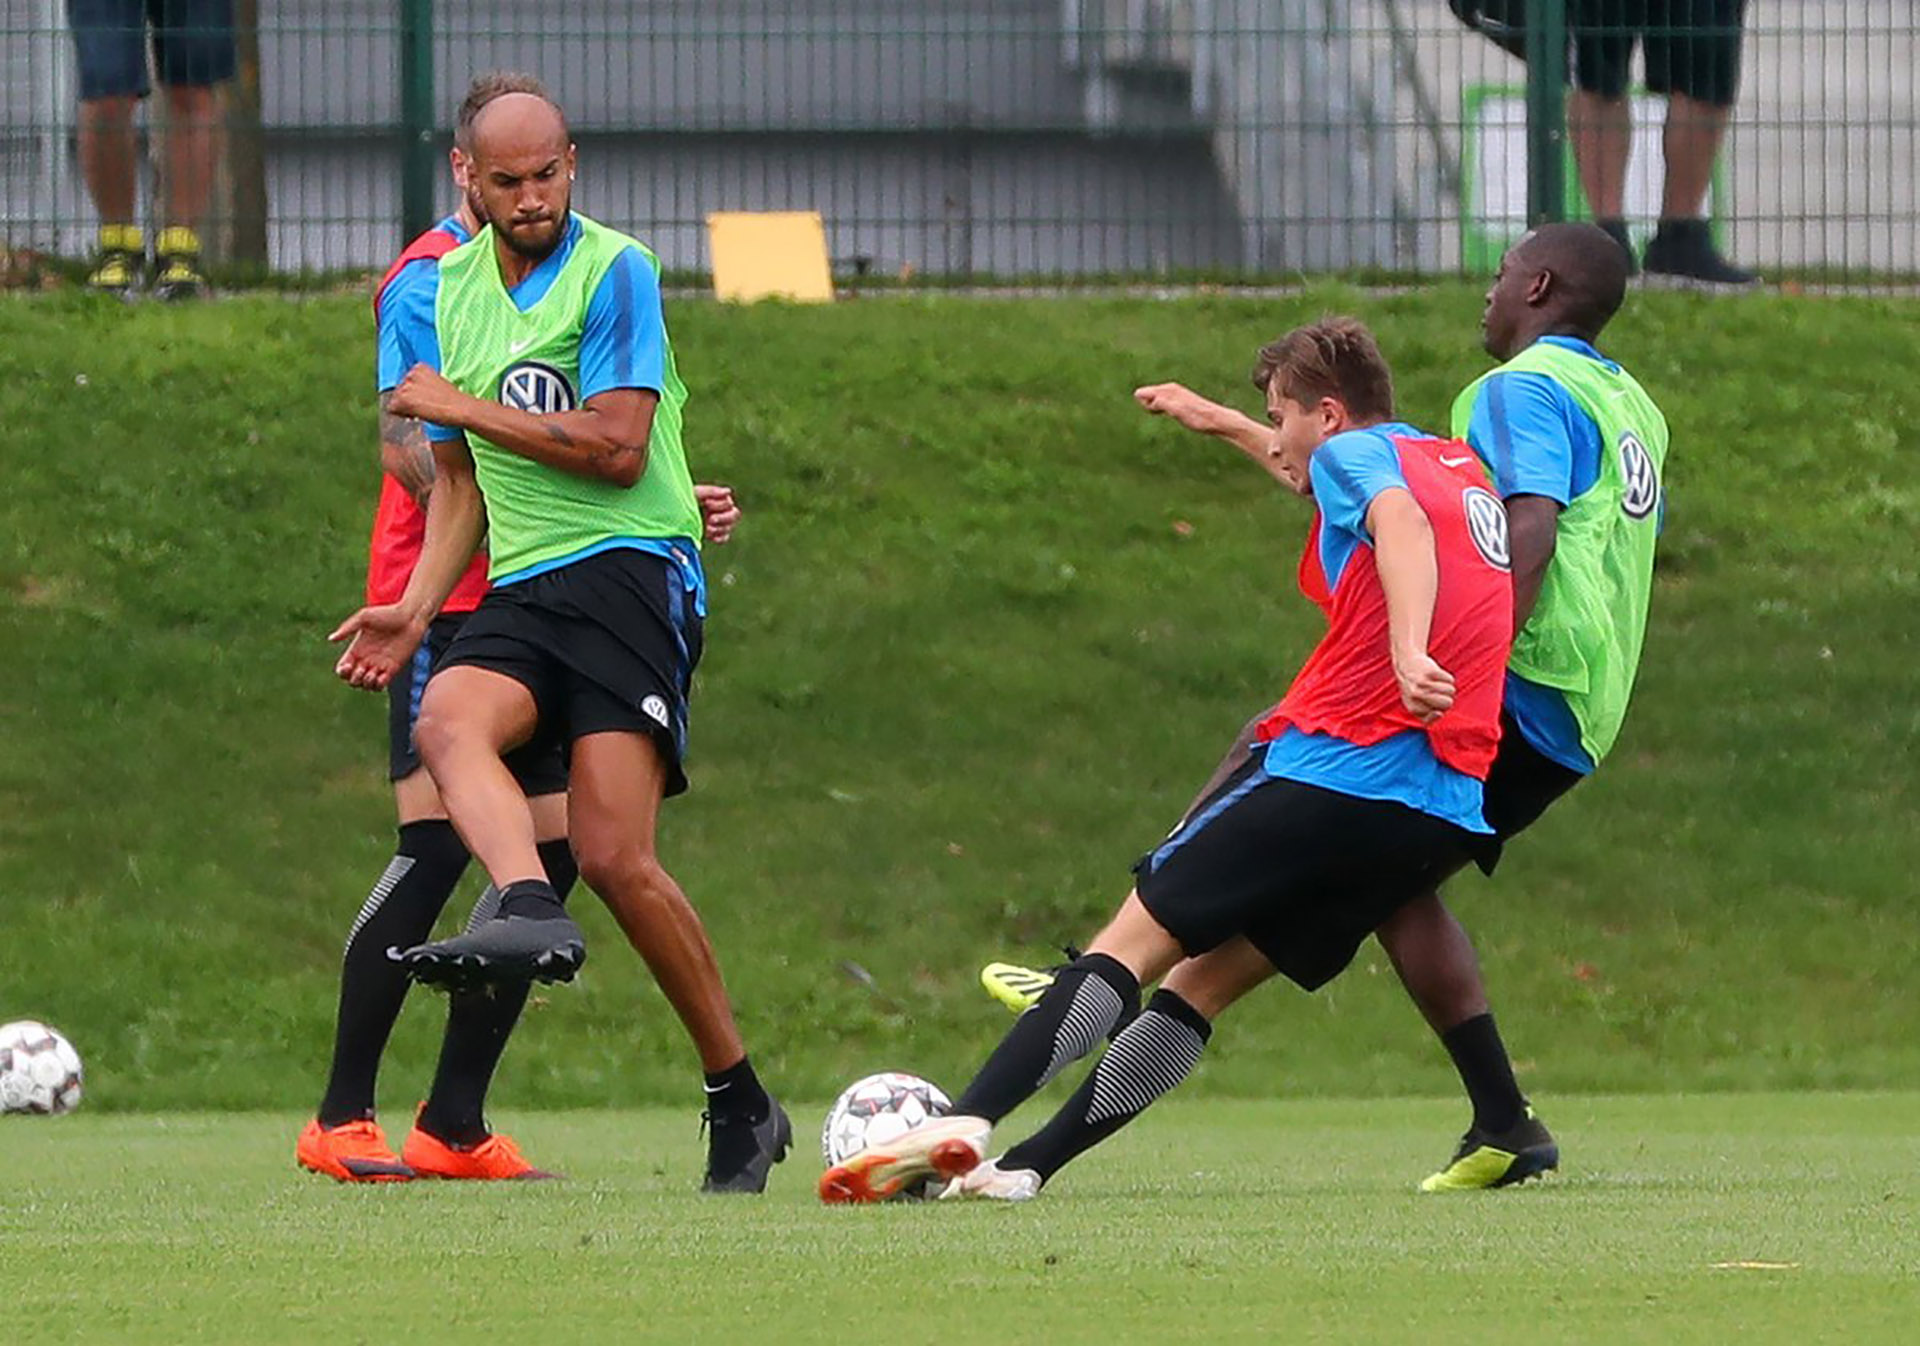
[329,86,787,1193]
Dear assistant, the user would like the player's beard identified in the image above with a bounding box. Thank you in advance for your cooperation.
[500,204,570,261]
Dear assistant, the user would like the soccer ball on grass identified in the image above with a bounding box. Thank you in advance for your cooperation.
[0,1020,84,1115]
[821,1071,952,1196]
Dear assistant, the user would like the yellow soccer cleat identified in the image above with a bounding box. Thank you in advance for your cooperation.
[1420,1106,1559,1192]
[980,961,1057,1014]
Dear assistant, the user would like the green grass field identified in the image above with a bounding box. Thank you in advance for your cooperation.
[1,284,1917,1341]
[6,1094,1916,1344]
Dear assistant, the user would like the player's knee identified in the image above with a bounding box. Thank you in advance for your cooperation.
[411,704,477,773]
[573,839,666,903]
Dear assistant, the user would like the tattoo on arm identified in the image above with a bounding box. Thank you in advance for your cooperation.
[542,421,575,448]
[379,392,437,498]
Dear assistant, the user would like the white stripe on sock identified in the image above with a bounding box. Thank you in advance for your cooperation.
[1085,1009,1206,1124]
[1040,975,1126,1087]
[343,855,415,953]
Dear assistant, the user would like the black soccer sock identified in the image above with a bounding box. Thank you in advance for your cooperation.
[316,820,471,1127]
[952,953,1138,1124]
[497,876,564,919]
[419,838,580,1145]
[703,1055,772,1124]
[1440,1012,1526,1135]
[1000,989,1212,1182]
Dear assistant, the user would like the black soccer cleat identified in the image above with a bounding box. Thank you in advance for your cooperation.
[1420,1106,1559,1192]
[700,1099,792,1194]
[401,913,587,991]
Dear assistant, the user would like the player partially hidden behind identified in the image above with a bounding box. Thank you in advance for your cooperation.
[329,84,787,1192]
[302,75,749,1187]
[820,319,1517,1203]
[980,222,1664,1193]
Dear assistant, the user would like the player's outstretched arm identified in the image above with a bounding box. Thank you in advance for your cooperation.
[1134,382,1288,483]
[330,435,486,690]
[389,364,657,487]
[1367,487,1455,723]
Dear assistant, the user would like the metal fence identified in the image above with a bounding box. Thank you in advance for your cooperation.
[1,2,1915,285]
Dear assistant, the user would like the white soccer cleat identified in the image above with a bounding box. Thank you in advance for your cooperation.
[936,1157,1043,1202]
[818,1115,990,1203]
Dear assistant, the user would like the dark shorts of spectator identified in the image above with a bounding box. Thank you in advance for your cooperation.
[69,0,237,101]
[1571,0,1749,108]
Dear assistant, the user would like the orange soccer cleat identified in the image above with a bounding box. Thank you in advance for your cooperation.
[296,1118,416,1183]
[402,1115,559,1181]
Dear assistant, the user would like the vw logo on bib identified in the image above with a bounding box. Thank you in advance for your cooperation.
[1462,486,1511,571]
[499,361,577,416]
[1618,431,1660,520]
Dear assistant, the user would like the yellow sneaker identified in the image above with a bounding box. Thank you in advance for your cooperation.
[85,223,144,298]
[1419,1106,1559,1192]
[152,227,207,301]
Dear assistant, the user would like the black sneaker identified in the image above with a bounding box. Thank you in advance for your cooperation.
[1419,1105,1559,1191]
[401,912,587,990]
[701,1098,792,1194]
[1642,218,1758,288]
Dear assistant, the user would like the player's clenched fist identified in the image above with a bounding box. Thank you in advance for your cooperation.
[1133,382,1228,436]
[387,364,469,426]
[1393,651,1456,724]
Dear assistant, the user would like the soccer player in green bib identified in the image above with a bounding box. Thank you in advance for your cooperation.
[977,222,1666,1194]
[330,87,789,1192]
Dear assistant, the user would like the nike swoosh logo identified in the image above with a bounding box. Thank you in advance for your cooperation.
[1439,454,1474,468]
[508,338,534,355]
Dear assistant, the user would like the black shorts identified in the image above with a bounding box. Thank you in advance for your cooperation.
[435,547,704,798]
[68,0,237,101]
[1133,762,1481,992]
[1467,712,1586,875]
[387,612,569,797]
[1570,0,1749,107]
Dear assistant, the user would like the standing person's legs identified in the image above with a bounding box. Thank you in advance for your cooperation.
[1376,893,1529,1140]
[148,0,235,295]
[567,729,745,1074]
[1639,0,1754,283]
[567,727,789,1191]
[1569,0,1638,261]
[413,787,579,1157]
[301,620,578,1181]
[68,0,149,288]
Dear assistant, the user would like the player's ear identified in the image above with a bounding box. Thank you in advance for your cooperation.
[1525,267,1554,306]
[1317,395,1345,436]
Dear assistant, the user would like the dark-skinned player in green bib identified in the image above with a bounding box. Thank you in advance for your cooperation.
[329,88,788,1193]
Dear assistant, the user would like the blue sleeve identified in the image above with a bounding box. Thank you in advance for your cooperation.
[578,246,666,401]
[377,262,460,442]
[376,260,441,392]
[1464,371,1600,505]
[1309,430,1409,543]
